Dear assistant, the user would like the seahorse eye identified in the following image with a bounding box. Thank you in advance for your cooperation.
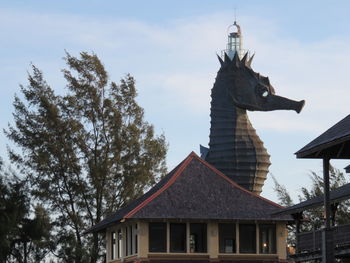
[256,84,269,98]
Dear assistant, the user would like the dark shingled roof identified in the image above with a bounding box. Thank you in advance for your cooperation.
[345,164,350,173]
[86,152,290,233]
[295,115,350,159]
[273,183,350,216]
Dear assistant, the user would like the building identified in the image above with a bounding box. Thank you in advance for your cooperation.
[88,152,290,263]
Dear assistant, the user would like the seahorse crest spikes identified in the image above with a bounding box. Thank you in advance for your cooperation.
[218,52,253,69]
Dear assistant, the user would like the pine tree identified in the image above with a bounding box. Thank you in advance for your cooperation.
[5,52,168,262]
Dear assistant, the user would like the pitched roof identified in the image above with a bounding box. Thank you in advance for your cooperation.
[86,152,290,233]
[273,183,350,216]
[345,164,350,173]
[296,115,350,159]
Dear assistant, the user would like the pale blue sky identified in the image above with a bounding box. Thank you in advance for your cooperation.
[1,0,350,202]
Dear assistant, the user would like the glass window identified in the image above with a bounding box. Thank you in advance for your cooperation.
[239,224,256,253]
[111,231,116,259]
[190,223,207,253]
[149,222,167,252]
[259,224,276,254]
[219,223,236,253]
[128,225,133,255]
[117,229,122,258]
[134,224,138,254]
[170,223,186,253]
[125,227,128,256]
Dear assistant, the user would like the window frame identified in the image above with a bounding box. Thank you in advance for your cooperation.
[149,222,167,253]
[189,223,207,253]
[111,231,116,260]
[259,224,277,254]
[218,223,236,254]
[170,223,187,253]
[239,223,257,254]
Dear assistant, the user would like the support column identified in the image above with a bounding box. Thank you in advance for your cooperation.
[292,212,302,253]
[322,157,334,263]
[330,203,338,227]
[208,222,219,260]
[323,158,331,231]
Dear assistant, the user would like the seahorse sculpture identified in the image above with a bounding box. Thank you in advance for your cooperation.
[205,52,305,195]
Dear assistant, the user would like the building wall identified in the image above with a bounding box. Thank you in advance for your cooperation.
[106,220,288,263]
[276,222,288,259]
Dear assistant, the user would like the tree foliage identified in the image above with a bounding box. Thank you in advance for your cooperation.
[5,52,168,262]
[0,160,53,262]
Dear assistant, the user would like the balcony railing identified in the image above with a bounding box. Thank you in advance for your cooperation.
[297,224,350,254]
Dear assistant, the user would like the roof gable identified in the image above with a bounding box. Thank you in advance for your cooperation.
[128,152,286,220]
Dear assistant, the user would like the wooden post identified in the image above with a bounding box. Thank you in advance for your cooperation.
[292,212,302,254]
[330,203,338,227]
[322,157,334,263]
[323,158,331,231]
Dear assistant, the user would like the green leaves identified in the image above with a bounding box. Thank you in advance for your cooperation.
[6,51,167,262]
[0,169,53,262]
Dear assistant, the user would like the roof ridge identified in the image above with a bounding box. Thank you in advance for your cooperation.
[124,152,194,219]
[191,152,284,209]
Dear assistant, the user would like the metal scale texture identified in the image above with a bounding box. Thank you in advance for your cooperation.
[205,48,305,194]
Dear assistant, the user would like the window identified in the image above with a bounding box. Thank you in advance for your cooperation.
[190,223,207,253]
[117,229,122,258]
[134,224,138,254]
[111,231,116,259]
[125,227,128,256]
[239,224,256,253]
[128,225,134,255]
[259,224,276,254]
[170,223,186,253]
[219,223,236,253]
[149,223,167,252]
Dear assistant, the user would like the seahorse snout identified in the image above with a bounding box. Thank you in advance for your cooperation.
[296,100,305,114]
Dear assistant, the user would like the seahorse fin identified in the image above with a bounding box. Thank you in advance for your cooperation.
[200,144,209,159]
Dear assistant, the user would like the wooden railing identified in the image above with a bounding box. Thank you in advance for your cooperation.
[297,224,350,253]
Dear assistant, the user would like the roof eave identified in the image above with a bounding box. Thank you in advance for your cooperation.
[272,195,350,216]
[295,134,350,159]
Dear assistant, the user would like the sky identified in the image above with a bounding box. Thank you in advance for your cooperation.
[1,0,350,203]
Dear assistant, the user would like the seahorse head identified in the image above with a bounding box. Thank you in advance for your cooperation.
[216,52,305,113]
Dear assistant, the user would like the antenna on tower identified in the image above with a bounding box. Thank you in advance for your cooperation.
[234,7,237,22]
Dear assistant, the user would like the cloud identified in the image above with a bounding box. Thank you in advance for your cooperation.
[0,11,348,122]
[2,8,350,164]
[2,7,350,204]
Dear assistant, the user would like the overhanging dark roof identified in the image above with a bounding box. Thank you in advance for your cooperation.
[345,164,350,173]
[86,152,291,233]
[295,115,350,159]
[273,183,350,216]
